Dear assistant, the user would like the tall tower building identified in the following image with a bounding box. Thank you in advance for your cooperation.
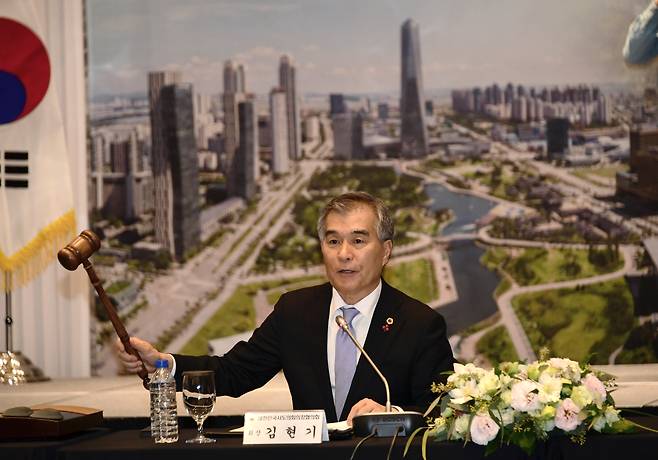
[270,88,290,175]
[330,93,346,116]
[237,64,246,93]
[223,60,240,93]
[233,97,259,200]
[279,54,301,160]
[546,117,570,160]
[400,19,429,157]
[148,70,181,255]
[333,112,364,160]
[158,83,201,261]
[223,60,246,196]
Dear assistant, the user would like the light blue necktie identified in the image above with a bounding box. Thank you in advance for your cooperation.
[334,306,360,419]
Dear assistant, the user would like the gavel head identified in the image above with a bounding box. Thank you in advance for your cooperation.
[58,230,102,271]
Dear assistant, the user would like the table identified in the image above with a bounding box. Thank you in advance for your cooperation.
[2,415,658,460]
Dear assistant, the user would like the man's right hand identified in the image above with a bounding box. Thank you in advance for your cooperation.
[115,337,171,374]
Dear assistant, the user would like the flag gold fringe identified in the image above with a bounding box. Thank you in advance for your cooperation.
[0,210,77,292]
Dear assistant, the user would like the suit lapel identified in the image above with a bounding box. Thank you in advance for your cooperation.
[307,283,336,420]
[341,281,403,419]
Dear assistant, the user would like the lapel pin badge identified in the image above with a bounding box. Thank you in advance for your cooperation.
[381,317,394,332]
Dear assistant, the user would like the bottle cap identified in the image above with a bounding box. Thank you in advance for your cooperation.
[155,359,169,369]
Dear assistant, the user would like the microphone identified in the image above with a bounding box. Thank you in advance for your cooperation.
[335,315,424,437]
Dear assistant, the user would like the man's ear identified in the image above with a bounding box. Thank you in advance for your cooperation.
[383,239,393,265]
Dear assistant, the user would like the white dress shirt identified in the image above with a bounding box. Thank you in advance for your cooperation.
[326,280,382,401]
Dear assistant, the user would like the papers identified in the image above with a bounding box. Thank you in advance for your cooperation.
[327,420,351,433]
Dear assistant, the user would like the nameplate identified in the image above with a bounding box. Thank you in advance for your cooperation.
[243,410,329,444]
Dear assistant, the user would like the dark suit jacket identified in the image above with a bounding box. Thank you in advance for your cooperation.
[173,280,454,422]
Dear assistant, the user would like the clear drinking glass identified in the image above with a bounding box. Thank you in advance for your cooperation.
[182,370,216,444]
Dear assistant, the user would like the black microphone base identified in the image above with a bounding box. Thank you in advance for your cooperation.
[352,411,425,437]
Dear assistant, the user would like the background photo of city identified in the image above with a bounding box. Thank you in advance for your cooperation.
[86,0,658,377]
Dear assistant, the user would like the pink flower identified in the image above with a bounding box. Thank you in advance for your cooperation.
[470,414,500,445]
[511,380,541,412]
[583,373,606,404]
[555,398,581,432]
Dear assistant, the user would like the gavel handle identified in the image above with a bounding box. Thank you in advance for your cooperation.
[82,259,150,390]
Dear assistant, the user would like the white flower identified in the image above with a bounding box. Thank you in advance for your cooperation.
[477,371,501,396]
[541,419,556,432]
[548,358,581,382]
[499,408,515,426]
[449,378,479,404]
[582,373,606,405]
[571,385,593,409]
[511,380,541,412]
[453,414,471,439]
[555,398,582,432]
[470,414,500,445]
[591,415,606,432]
[604,405,620,425]
[537,372,563,404]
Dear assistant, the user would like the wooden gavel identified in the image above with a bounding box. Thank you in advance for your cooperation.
[58,230,150,390]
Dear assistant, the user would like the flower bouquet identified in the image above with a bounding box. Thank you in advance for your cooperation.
[407,356,632,457]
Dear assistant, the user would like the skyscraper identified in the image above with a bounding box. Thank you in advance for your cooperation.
[400,19,429,157]
[223,60,242,93]
[333,112,364,160]
[159,83,201,260]
[223,60,245,196]
[279,55,301,160]
[330,93,346,116]
[270,88,289,175]
[148,70,181,254]
[546,118,570,160]
[233,97,259,200]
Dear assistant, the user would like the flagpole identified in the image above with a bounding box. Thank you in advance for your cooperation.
[5,271,12,352]
[0,271,48,384]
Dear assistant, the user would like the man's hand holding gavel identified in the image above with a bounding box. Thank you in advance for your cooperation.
[115,336,173,374]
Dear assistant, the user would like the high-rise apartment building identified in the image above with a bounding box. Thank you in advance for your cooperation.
[330,93,346,116]
[627,126,658,202]
[89,127,153,222]
[223,60,246,197]
[546,118,570,160]
[333,112,364,160]
[159,83,201,261]
[378,102,389,120]
[279,55,301,160]
[270,88,289,175]
[148,70,181,254]
[233,97,259,200]
[400,19,429,157]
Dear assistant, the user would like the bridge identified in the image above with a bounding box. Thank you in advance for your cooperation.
[434,232,478,245]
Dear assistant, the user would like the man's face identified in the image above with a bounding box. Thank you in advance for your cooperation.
[321,206,392,305]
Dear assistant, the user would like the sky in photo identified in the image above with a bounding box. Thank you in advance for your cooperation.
[87,0,652,97]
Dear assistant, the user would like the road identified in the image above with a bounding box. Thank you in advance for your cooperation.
[97,154,328,375]
[495,244,635,362]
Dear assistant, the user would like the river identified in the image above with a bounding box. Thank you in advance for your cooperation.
[425,183,501,335]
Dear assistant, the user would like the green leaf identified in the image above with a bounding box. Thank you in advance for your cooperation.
[423,394,444,417]
[515,431,536,456]
[421,426,432,460]
[403,426,427,458]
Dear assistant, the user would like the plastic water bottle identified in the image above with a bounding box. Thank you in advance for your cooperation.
[150,359,179,443]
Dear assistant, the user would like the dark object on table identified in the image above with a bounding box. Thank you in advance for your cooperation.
[58,230,150,390]
[352,411,425,437]
[0,405,103,440]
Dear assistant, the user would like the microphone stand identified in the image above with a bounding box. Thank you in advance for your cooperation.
[336,315,424,437]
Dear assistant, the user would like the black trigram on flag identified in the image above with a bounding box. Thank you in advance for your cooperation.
[0,150,29,188]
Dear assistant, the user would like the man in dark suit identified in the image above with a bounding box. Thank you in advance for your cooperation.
[118,192,454,422]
